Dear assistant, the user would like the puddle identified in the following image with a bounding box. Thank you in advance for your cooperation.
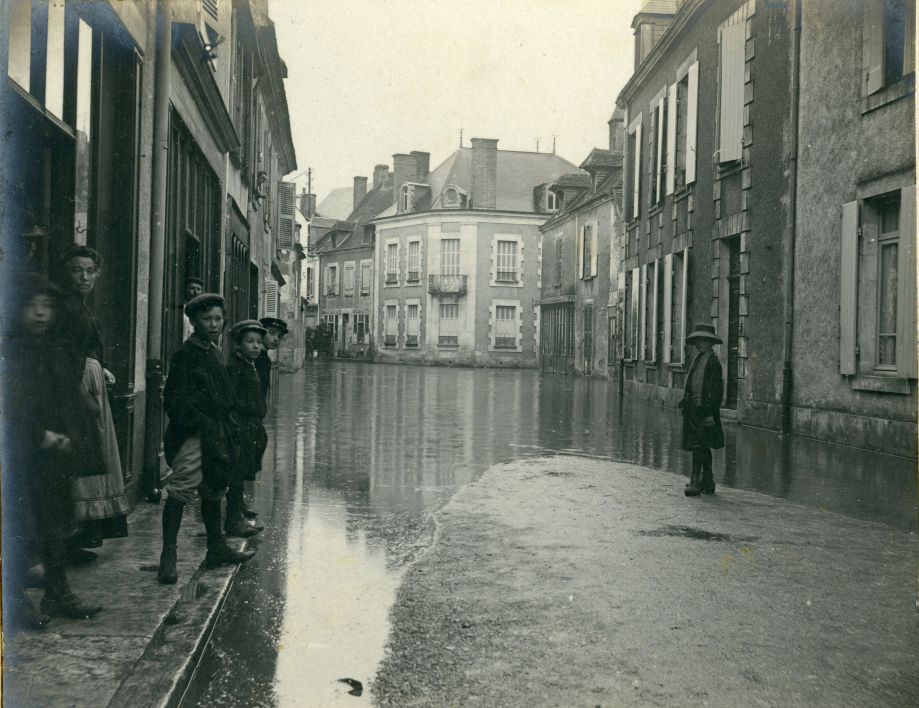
[638,525,759,543]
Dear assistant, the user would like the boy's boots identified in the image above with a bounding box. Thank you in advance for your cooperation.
[41,543,103,618]
[158,497,184,584]
[224,485,263,538]
[202,499,256,569]
[685,449,703,496]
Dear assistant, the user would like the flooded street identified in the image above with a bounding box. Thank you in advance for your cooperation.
[181,362,917,708]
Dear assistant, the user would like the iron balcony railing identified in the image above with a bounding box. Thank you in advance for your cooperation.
[429,274,467,296]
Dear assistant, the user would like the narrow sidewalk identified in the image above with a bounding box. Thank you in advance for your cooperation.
[3,500,247,708]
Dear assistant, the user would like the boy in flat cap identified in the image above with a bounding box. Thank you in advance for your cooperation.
[157,294,255,585]
[678,324,726,497]
[255,317,288,400]
[181,276,204,342]
[225,320,269,537]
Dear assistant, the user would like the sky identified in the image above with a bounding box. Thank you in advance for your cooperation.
[270,0,644,206]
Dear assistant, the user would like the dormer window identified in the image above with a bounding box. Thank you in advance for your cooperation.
[442,184,467,209]
[400,184,414,213]
[547,190,558,212]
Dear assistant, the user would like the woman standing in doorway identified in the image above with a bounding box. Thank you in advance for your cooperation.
[59,245,130,557]
[678,324,725,497]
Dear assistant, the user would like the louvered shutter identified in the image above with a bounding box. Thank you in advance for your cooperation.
[335,264,341,295]
[662,253,673,363]
[648,107,657,208]
[278,181,295,247]
[679,251,689,365]
[577,225,584,279]
[631,267,640,359]
[590,221,599,277]
[839,201,858,375]
[265,280,278,317]
[633,121,642,217]
[640,263,648,358]
[863,0,884,96]
[720,23,745,162]
[905,8,916,78]
[897,185,917,378]
[686,62,699,184]
[655,99,665,203]
[666,83,677,195]
[650,259,659,362]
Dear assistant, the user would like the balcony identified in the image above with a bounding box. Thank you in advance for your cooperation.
[429,274,467,296]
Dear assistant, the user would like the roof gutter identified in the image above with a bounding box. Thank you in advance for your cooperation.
[781,0,802,436]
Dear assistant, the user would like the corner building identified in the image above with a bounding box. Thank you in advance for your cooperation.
[372,141,583,367]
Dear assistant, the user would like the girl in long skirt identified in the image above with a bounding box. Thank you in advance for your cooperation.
[58,246,129,555]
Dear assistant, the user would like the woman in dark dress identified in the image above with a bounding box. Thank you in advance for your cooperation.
[58,246,129,553]
[225,320,269,537]
[2,275,104,629]
[678,324,726,497]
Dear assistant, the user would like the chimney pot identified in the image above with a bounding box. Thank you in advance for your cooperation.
[373,164,388,188]
[410,151,430,179]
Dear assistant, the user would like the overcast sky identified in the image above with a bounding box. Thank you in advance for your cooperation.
[271,0,643,204]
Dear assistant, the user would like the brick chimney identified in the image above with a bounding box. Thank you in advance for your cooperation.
[353,176,368,211]
[608,108,625,156]
[393,153,417,206]
[411,151,430,179]
[471,138,498,210]
[373,164,388,189]
[299,189,316,217]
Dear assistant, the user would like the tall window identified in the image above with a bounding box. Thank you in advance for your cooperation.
[385,304,398,346]
[306,267,314,300]
[386,243,398,283]
[877,196,900,367]
[497,241,518,282]
[643,262,656,362]
[555,235,563,286]
[864,0,916,95]
[407,241,420,281]
[406,303,420,345]
[354,314,368,343]
[582,226,592,279]
[494,305,517,348]
[441,239,460,276]
[547,190,558,211]
[439,303,459,345]
[327,265,338,296]
[627,115,642,220]
[361,262,371,294]
[670,251,686,364]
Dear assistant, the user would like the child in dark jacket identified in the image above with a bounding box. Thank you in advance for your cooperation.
[224,320,269,537]
[157,294,255,585]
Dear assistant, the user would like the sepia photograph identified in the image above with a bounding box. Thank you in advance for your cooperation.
[0,0,917,706]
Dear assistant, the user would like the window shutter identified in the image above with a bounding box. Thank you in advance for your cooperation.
[655,99,665,203]
[719,23,745,163]
[650,260,659,362]
[686,62,699,184]
[863,0,884,96]
[640,263,648,357]
[277,181,295,248]
[679,250,689,365]
[590,221,599,277]
[897,185,917,378]
[666,83,677,195]
[335,264,341,295]
[265,280,278,317]
[633,121,642,217]
[577,225,585,279]
[839,201,858,375]
[631,267,640,358]
[905,8,916,78]
[662,253,673,363]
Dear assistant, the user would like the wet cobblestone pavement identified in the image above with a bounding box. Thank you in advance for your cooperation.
[180,362,917,707]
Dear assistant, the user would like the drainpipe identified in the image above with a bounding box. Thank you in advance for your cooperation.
[142,0,171,498]
[781,0,802,436]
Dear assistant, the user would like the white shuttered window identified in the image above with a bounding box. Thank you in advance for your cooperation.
[719,23,745,163]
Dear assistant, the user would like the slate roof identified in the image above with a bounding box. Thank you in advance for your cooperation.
[552,173,592,189]
[638,0,677,15]
[540,168,623,231]
[316,188,354,220]
[580,149,623,170]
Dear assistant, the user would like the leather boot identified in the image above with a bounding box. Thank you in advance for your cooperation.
[225,486,262,538]
[239,496,258,519]
[41,544,102,618]
[685,450,702,496]
[202,499,256,568]
[158,497,184,584]
[700,450,716,494]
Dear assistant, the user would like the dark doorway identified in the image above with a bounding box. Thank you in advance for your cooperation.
[726,238,741,408]
[583,305,593,376]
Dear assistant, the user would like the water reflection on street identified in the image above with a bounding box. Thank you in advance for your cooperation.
[182,361,917,708]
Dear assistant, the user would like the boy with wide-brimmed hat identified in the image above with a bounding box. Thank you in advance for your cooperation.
[678,324,725,496]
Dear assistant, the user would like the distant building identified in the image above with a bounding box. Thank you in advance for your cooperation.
[316,187,355,221]
[372,142,584,366]
[316,167,393,357]
[296,190,320,329]
[538,113,624,377]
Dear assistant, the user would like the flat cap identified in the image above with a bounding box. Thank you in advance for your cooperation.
[185,293,225,321]
[230,319,268,341]
[259,317,289,334]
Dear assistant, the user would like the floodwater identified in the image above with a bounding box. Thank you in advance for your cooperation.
[180,361,917,708]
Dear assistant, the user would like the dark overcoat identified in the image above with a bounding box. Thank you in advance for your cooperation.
[226,353,268,482]
[254,349,271,399]
[679,351,726,451]
[163,338,240,492]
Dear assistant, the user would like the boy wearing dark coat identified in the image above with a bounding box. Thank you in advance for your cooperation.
[678,324,725,496]
[225,320,269,537]
[157,294,255,585]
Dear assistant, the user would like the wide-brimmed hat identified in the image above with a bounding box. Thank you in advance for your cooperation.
[185,293,225,321]
[229,319,267,342]
[685,324,723,344]
[259,317,289,335]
